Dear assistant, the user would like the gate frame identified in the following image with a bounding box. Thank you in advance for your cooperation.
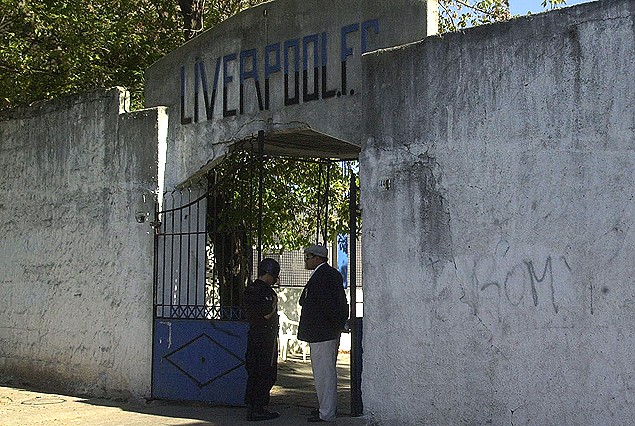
[150,131,363,412]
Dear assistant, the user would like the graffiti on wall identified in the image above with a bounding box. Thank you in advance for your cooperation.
[466,252,574,316]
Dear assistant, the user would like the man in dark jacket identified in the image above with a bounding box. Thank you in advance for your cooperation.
[298,244,349,422]
[243,258,281,421]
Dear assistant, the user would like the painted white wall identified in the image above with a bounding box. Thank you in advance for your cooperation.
[144,0,436,190]
[360,0,635,424]
[0,88,166,399]
[2,0,633,418]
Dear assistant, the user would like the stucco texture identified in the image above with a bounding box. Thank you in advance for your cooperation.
[360,0,635,424]
[144,0,434,189]
[0,88,165,399]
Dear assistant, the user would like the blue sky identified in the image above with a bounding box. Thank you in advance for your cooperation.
[509,0,595,15]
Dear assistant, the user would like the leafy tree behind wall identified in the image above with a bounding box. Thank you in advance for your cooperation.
[0,0,261,110]
[1,0,567,258]
[0,0,181,109]
[438,0,566,32]
[1,0,568,111]
[2,0,569,303]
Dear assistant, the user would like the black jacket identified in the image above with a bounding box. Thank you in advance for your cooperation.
[297,263,348,343]
[244,279,278,334]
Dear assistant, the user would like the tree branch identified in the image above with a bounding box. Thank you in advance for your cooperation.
[0,16,14,34]
[439,1,458,30]
[453,0,497,16]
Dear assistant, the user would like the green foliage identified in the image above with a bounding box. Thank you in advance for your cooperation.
[210,150,354,252]
[0,0,270,110]
[541,0,568,10]
[439,0,568,33]
[1,0,564,252]
[259,158,352,251]
[0,0,184,110]
[439,0,510,32]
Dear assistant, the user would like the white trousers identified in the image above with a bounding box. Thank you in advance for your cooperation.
[309,338,340,422]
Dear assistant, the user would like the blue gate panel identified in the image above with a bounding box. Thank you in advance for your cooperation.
[152,319,249,405]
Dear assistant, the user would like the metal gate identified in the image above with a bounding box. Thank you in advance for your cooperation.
[151,159,258,404]
[150,136,361,408]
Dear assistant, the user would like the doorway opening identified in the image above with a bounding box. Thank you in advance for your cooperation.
[151,130,362,416]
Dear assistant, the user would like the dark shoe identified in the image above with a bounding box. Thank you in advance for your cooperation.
[310,408,319,416]
[249,408,280,421]
[307,415,325,422]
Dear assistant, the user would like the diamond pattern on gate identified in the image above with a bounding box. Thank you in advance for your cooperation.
[164,333,245,388]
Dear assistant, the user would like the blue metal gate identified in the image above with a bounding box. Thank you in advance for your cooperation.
[151,183,253,405]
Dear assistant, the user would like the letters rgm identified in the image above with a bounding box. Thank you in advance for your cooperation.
[180,19,380,125]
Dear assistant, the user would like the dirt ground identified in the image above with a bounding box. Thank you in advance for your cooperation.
[0,353,364,426]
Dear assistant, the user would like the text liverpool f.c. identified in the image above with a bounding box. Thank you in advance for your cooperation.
[180,19,380,124]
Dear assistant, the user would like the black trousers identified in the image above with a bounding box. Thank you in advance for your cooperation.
[244,330,277,407]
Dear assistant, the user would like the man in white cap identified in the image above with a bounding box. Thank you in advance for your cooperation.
[298,244,349,422]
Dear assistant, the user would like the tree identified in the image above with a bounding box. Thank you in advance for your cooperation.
[1,0,570,111]
[0,0,184,109]
[179,0,263,40]
[438,0,567,33]
[1,0,568,307]
[203,146,354,312]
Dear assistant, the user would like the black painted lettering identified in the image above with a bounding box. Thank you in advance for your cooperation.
[284,39,300,106]
[239,49,264,114]
[361,18,380,53]
[321,32,337,99]
[302,34,319,102]
[194,59,220,122]
[264,43,281,110]
[340,23,359,96]
[223,53,237,117]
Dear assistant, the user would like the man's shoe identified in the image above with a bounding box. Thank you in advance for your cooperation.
[310,408,319,416]
[307,415,325,422]
[249,408,280,421]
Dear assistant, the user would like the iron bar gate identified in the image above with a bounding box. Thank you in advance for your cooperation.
[150,137,362,409]
[151,142,260,403]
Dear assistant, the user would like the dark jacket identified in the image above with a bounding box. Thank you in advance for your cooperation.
[297,263,348,343]
[244,279,278,334]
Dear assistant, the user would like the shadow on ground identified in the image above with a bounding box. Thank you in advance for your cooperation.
[271,352,351,413]
[0,353,357,426]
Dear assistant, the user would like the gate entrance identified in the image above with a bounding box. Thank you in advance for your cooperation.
[151,183,252,404]
[151,131,362,410]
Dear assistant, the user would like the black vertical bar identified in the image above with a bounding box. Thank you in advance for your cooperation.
[323,161,331,245]
[249,139,256,282]
[212,172,218,313]
[169,193,176,316]
[349,172,362,417]
[195,187,201,315]
[257,130,264,265]
[206,176,213,316]
[186,190,192,315]
[161,195,167,317]
[316,163,323,244]
[178,192,184,313]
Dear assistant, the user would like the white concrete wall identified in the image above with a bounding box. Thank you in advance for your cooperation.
[361,0,635,424]
[144,0,436,189]
[0,88,166,399]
